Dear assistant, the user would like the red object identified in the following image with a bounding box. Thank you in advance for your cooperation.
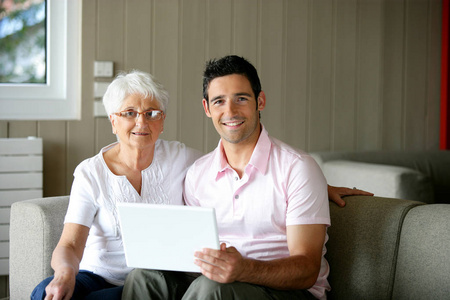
[441,0,450,149]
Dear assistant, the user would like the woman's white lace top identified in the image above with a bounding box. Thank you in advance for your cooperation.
[64,140,202,285]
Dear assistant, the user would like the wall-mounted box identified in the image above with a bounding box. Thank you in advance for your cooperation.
[94,61,114,77]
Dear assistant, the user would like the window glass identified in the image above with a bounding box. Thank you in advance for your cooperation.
[0,0,46,84]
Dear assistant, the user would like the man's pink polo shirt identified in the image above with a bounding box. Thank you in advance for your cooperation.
[183,126,331,299]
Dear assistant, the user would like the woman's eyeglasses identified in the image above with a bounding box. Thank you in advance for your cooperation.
[114,109,164,121]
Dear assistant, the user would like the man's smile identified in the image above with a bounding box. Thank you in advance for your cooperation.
[222,120,245,127]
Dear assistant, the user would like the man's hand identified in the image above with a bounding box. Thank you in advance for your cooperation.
[194,243,245,283]
[328,185,374,207]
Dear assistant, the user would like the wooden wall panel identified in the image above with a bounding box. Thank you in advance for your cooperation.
[207,0,232,58]
[284,0,309,150]
[356,0,383,150]
[8,122,37,138]
[308,1,333,151]
[38,121,67,196]
[404,0,429,150]
[382,0,405,150]
[233,0,259,65]
[179,0,207,152]
[97,0,125,71]
[153,0,180,143]
[260,1,284,141]
[124,0,152,72]
[205,0,233,152]
[0,123,7,138]
[427,0,443,149]
[333,0,358,151]
[95,118,116,153]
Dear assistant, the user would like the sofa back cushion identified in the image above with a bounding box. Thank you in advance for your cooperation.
[326,196,423,299]
[392,204,450,299]
[323,160,434,203]
[312,150,450,203]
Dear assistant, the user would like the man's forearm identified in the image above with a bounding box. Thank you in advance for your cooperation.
[237,254,319,290]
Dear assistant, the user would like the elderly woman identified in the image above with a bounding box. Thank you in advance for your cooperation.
[31,70,202,299]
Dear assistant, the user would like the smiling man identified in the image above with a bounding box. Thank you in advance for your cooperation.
[182,55,330,299]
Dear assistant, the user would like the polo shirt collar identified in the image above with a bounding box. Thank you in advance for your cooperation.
[248,125,270,174]
[213,124,271,180]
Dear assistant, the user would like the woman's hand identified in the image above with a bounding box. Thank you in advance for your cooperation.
[44,267,76,300]
[45,223,90,299]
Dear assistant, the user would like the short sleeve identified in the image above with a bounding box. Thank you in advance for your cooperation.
[285,155,330,227]
[64,161,99,227]
[183,163,200,207]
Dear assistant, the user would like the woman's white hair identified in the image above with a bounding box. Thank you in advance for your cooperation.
[102,70,169,116]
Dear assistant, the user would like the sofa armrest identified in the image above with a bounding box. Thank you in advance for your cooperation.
[322,160,434,203]
[392,204,450,299]
[9,196,69,300]
[327,195,424,299]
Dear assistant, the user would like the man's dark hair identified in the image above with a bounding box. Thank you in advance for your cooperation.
[202,55,262,102]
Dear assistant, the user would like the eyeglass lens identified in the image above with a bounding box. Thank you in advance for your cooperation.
[119,110,162,121]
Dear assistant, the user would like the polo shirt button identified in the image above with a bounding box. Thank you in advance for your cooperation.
[234,195,239,199]
[234,177,239,181]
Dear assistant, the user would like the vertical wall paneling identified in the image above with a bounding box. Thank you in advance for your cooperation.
[204,0,233,152]
[441,0,450,149]
[179,0,207,152]
[284,0,309,151]
[206,0,233,59]
[333,0,358,151]
[233,0,259,64]
[308,1,333,151]
[0,123,7,137]
[260,1,284,141]
[97,0,125,71]
[124,0,152,72]
[356,0,383,150]
[153,0,180,143]
[404,0,429,150]
[95,118,116,153]
[427,0,443,149]
[382,0,405,150]
[8,122,38,138]
[38,121,67,196]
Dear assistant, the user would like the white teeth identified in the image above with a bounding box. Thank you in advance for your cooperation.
[225,121,243,126]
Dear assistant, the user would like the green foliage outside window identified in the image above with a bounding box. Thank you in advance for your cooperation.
[0,0,46,84]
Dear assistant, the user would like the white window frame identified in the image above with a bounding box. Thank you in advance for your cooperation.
[0,0,81,120]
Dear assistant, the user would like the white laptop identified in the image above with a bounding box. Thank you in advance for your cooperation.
[117,202,220,272]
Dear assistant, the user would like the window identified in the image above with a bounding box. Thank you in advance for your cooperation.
[0,0,81,120]
[0,0,46,84]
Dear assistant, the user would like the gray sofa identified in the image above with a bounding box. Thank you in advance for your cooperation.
[9,195,450,299]
[311,150,450,204]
